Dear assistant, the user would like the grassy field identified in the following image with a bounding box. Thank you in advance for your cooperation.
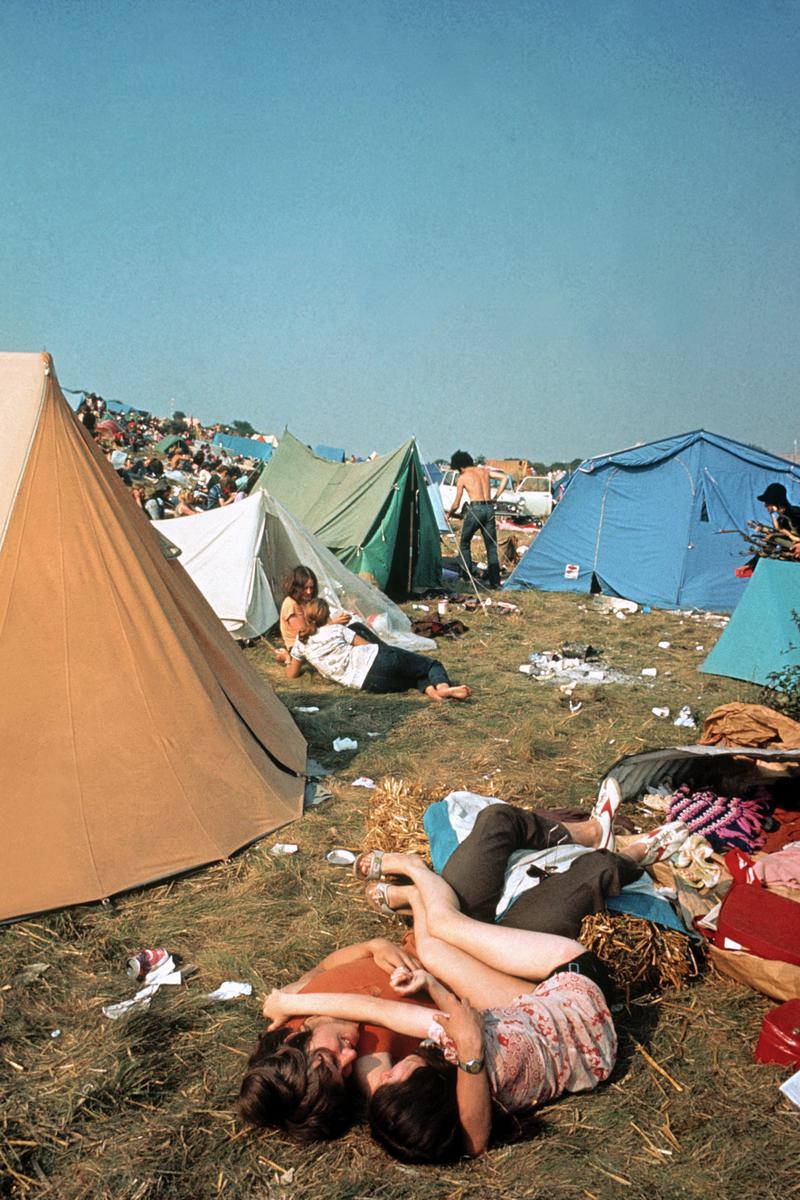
[2,588,798,1200]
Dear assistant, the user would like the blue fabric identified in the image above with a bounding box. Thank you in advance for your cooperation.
[423,801,460,874]
[504,429,800,612]
[701,558,800,685]
[313,444,346,462]
[213,434,273,461]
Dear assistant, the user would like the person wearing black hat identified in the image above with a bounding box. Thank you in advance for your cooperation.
[755,482,800,556]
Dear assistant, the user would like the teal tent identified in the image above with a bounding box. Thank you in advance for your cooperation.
[254,431,441,593]
[700,559,800,686]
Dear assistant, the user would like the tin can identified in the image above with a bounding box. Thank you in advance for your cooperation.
[126,947,170,979]
[437,599,448,616]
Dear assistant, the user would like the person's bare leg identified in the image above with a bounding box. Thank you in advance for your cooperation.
[561,817,601,847]
[379,852,583,980]
[423,684,445,701]
[409,890,529,1008]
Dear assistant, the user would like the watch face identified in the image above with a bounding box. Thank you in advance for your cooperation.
[460,1058,484,1074]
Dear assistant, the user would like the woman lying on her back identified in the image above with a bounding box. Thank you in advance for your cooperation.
[262,851,615,1162]
[283,599,470,701]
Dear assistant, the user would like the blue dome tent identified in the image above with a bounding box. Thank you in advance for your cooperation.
[504,430,800,612]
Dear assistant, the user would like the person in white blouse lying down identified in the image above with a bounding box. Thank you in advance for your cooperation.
[283,598,471,702]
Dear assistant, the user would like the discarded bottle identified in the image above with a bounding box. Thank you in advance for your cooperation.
[437,599,449,616]
[126,947,169,979]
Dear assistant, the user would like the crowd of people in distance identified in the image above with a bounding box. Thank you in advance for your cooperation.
[76,394,259,518]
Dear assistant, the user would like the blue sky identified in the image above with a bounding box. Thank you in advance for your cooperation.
[2,1,798,461]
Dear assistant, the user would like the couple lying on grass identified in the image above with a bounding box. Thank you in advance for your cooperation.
[276,565,470,702]
[238,791,690,1163]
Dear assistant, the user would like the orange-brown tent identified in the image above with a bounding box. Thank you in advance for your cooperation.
[0,353,306,922]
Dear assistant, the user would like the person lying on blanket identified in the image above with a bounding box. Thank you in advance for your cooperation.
[357,786,691,938]
[238,798,688,1151]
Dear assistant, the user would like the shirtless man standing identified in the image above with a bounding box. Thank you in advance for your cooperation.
[447,452,509,589]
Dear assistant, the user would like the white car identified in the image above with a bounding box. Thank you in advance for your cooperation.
[439,471,553,521]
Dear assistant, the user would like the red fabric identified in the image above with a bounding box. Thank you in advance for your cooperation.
[288,954,433,1060]
[762,806,800,853]
[713,881,800,967]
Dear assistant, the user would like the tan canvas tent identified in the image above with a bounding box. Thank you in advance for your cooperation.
[0,353,306,922]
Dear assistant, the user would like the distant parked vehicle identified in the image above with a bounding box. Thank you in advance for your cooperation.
[438,470,553,521]
[515,475,554,519]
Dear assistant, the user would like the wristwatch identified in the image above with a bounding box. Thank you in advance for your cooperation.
[456,1057,485,1074]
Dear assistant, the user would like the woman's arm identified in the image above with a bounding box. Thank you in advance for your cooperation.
[262,989,435,1039]
[434,996,491,1156]
[284,657,302,679]
[283,939,419,993]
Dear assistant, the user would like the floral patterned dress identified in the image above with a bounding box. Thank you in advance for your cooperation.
[426,973,617,1113]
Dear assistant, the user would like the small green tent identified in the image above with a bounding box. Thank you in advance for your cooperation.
[254,431,441,593]
[700,559,800,686]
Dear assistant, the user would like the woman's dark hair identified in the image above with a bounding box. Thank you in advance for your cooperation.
[284,565,319,602]
[450,450,474,471]
[237,1027,353,1143]
[367,1046,465,1164]
[298,598,329,642]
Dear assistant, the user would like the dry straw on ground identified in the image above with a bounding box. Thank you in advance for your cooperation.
[2,590,798,1200]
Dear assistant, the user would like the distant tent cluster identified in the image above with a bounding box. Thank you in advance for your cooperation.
[505,430,800,613]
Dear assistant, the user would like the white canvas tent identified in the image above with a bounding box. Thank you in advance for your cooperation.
[155,492,435,650]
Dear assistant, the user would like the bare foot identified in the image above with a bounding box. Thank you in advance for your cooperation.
[424,685,445,701]
[441,684,471,701]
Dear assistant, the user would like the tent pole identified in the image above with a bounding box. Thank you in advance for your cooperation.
[408,456,416,593]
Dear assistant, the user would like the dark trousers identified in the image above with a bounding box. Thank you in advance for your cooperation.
[459,502,501,588]
[361,644,450,695]
[441,804,642,939]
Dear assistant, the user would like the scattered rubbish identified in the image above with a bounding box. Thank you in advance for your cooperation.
[366,731,381,738]
[593,596,638,615]
[608,738,616,745]
[561,643,599,660]
[695,645,705,651]
[673,705,697,728]
[779,1068,800,1107]
[641,667,658,677]
[522,649,632,685]
[14,962,50,986]
[295,705,320,714]
[352,776,376,789]
[326,848,356,867]
[206,981,252,1002]
[658,641,671,649]
[333,737,358,752]
[652,707,670,719]
[614,610,627,620]
[50,1029,61,1038]
[411,604,430,611]
[569,700,583,714]
[127,948,170,980]
[437,599,448,616]
[306,758,332,778]
[102,955,183,1020]
[495,601,520,613]
[304,781,332,809]
[642,606,651,614]
[270,842,299,856]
